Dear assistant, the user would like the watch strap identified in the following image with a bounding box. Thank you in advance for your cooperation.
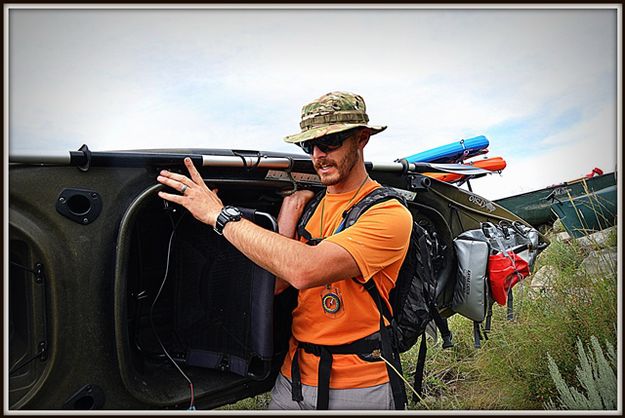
[214,206,241,235]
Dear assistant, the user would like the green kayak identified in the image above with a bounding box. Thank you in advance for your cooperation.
[494,172,617,228]
[551,184,617,238]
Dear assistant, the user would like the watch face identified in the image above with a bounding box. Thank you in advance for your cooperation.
[225,207,239,216]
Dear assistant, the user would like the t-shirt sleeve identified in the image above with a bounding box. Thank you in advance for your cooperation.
[324,200,413,283]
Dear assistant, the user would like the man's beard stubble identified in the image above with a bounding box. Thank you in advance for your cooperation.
[314,141,360,186]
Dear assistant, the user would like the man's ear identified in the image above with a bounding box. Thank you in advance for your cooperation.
[358,129,371,148]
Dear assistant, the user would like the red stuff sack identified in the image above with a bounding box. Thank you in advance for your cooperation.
[488,251,530,305]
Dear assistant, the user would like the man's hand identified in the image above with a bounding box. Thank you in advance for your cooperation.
[157,157,223,226]
[277,190,316,238]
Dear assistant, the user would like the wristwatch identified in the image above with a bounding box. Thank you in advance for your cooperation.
[214,205,242,235]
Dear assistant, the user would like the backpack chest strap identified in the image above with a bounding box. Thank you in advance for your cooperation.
[289,338,382,410]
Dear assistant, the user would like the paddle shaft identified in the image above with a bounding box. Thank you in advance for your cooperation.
[10,149,490,175]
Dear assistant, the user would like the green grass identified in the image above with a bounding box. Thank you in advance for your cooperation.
[217,392,271,410]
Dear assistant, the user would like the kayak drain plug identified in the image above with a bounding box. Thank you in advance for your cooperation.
[56,188,103,225]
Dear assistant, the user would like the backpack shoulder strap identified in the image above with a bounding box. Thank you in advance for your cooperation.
[297,186,407,239]
[339,186,408,233]
[344,186,410,318]
[296,189,326,241]
[339,185,411,410]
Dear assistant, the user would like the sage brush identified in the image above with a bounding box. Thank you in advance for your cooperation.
[545,336,616,410]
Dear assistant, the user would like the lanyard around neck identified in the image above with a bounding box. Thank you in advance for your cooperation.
[319,176,369,238]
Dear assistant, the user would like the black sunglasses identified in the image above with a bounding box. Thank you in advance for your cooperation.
[298,131,355,155]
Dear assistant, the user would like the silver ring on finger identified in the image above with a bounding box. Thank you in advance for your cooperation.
[180,184,188,194]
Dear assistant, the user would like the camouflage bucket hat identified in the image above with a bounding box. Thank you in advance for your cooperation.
[283,91,387,144]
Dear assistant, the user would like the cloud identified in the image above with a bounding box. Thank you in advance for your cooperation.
[8,7,618,200]
[470,102,617,200]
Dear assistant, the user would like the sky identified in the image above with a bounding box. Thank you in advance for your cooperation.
[6,5,620,200]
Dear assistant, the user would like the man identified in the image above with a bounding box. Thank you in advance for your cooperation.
[157,91,412,410]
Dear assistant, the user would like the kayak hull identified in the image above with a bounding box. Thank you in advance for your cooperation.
[494,173,617,228]
[551,185,617,238]
[8,148,547,409]
[402,135,489,164]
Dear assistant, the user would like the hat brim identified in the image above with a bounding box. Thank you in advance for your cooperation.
[283,124,387,144]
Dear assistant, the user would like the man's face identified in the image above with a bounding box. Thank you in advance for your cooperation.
[311,134,360,186]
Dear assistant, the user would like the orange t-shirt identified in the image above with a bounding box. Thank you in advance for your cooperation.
[280,179,413,389]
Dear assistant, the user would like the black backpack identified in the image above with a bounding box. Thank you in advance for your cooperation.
[295,186,451,408]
